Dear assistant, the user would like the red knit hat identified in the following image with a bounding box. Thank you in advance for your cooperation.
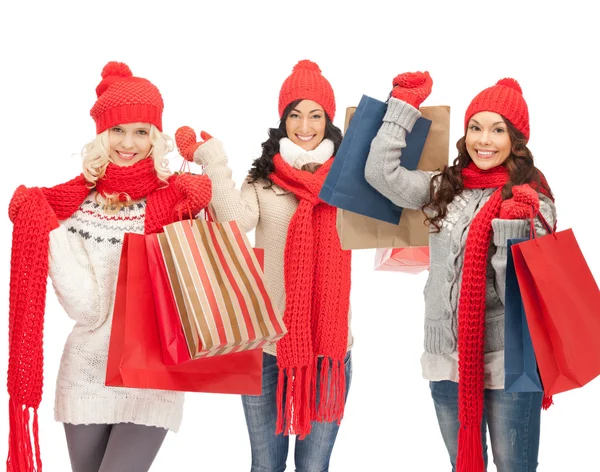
[278,60,336,120]
[90,61,164,134]
[464,78,529,141]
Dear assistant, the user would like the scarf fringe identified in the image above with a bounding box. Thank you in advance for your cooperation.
[315,357,346,425]
[275,365,314,439]
[275,358,347,439]
[7,398,41,471]
[542,394,554,410]
[457,424,484,472]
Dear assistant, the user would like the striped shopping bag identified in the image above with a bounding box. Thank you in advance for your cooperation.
[146,218,286,364]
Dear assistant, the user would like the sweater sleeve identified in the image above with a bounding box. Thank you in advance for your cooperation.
[491,194,557,303]
[48,224,101,323]
[192,138,260,233]
[364,97,434,210]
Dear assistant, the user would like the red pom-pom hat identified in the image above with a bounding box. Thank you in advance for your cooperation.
[464,78,530,141]
[278,60,336,121]
[90,61,164,134]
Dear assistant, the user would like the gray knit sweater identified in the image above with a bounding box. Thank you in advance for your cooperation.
[365,98,556,356]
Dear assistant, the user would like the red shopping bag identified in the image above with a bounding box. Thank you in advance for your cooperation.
[374,247,430,274]
[511,216,600,396]
[106,233,262,394]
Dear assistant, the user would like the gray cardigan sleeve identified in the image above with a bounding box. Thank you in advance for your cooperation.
[364,98,434,210]
[491,194,557,303]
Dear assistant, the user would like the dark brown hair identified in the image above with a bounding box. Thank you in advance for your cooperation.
[423,120,553,231]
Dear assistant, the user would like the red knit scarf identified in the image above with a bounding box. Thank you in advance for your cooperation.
[456,162,553,471]
[7,158,211,471]
[269,154,352,439]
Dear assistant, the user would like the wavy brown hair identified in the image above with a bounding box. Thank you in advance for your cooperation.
[423,120,553,231]
[248,99,343,186]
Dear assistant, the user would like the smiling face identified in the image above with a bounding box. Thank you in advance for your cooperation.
[465,111,512,171]
[284,99,326,151]
[108,122,152,166]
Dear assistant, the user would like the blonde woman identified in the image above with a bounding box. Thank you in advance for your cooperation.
[7,61,211,472]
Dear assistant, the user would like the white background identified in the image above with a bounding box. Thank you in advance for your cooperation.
[1,1,599,471]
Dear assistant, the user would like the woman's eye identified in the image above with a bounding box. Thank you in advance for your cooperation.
[494,127,506,134]
[469,125,480,131]
[137,130,148,135]
[111,127,123,133]
[311,114,323,120]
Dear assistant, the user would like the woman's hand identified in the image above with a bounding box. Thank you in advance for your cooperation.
[175,126,213,162]
[390,71,433,109]
[499,184,540,220]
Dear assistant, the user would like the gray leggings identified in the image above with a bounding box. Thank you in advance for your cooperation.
[63,423,168,472]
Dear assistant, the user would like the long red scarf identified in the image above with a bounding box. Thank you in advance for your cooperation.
[269,154,352,439]
[457,163,553,471]
[7,158,211,471]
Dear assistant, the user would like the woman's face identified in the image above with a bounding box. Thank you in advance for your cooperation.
[108,122,152,167]
[465,111,511,171]
[285,100,326,151]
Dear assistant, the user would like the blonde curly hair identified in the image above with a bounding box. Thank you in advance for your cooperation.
[81,125,173,209]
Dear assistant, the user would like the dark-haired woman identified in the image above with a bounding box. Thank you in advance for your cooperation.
[365,72,556,472]
[176,59,352,472]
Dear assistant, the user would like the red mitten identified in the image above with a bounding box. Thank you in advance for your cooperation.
[172,173,212,218]
[175,126,213,162]
[499,184,540,220]
[391,71,433,109]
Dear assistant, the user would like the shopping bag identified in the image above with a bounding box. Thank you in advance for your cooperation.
[147,219,285,364]
[106,232,263,394]
[335,105,450,249]
[319,94,431,224]
[504,238,543,393]
[373,247,430,274]
[512,217,600,396]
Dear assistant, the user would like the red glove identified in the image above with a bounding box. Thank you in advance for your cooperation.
[499,184,540,220]
[391,71,433,109]
[172,173,212,219]
[175,126,213,162]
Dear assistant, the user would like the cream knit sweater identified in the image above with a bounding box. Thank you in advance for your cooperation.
[193,138,353,357]
[49,193,183,431]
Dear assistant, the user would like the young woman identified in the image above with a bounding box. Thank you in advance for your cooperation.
[365,73,556,472]
[175,59,352,472]
[7,61,212,472]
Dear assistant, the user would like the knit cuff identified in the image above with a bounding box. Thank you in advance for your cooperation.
[424,325,455,355]
[194,138,227,166]
[382,97,421,129]
[492,218,529,247]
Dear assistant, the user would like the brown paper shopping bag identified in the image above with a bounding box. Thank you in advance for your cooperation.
[337,105,450,250]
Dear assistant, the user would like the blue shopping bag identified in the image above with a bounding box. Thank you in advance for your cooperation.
[319,94,431,225]
[504,238,543,393]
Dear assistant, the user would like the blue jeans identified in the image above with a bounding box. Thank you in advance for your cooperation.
[242,352,352,472]
[430,380,542,472]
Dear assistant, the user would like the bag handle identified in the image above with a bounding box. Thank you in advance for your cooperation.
[176,158,214,225]
[528,205,556,242]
